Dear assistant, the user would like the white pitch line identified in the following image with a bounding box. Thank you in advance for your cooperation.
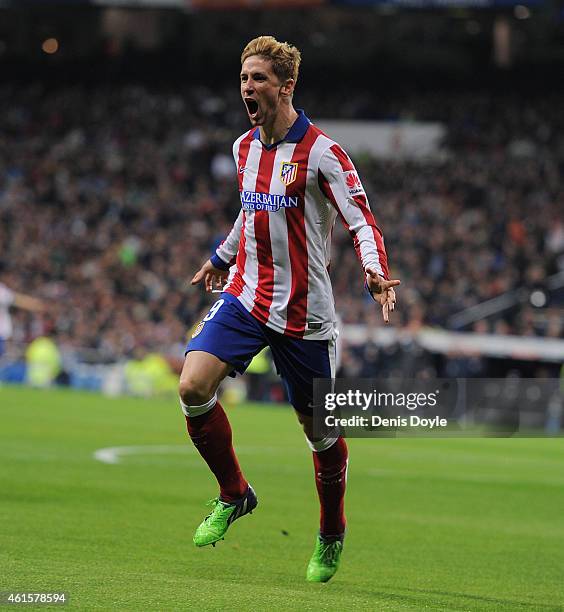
[93,444,280,464]
[93,445,193,464]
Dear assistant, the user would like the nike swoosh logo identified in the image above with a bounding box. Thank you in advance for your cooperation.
[238,166,247,174]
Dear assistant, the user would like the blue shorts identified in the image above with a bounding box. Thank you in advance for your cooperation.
[185,293,335,416]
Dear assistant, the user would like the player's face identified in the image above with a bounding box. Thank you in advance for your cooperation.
[240,56,287,127]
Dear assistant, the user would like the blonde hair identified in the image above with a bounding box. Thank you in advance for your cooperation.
[241,36,301,85]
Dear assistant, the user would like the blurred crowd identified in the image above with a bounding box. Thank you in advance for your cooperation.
[0,83,562,361]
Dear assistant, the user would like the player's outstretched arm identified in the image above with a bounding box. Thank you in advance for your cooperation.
[317,145,400,324]
[365,267,401,324]
[191,259,230,293]
[13,293,46,313]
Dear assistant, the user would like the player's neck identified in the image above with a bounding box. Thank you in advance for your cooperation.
[259,104,298,146]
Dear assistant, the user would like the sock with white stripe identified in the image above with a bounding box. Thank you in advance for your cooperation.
[184,400,248,503]
[312,437,348,537]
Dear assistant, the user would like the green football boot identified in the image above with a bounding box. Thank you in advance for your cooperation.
[306,533,344,583]
[193,485,257,547]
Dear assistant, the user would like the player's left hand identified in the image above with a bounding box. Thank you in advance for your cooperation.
[191,259,229,293]
[365,267,401,324]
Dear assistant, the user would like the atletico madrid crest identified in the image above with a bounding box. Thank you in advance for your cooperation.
[191,321,205,338]
[280,162,298,186]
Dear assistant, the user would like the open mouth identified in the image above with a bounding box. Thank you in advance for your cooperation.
[244,97,259,118]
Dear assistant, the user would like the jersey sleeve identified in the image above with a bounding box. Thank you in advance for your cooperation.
[211,210,243,270]
[318,144,389,280]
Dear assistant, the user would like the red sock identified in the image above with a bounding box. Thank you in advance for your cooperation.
[185,401,248,502]
[312,437,348,537]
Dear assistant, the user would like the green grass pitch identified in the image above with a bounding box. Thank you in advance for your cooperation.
[1,385,563,611]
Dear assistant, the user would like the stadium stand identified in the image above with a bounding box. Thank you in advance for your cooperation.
[0,84,562,378]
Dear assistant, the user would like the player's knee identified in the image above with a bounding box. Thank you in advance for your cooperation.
[295,409,339,450]
[296,412,321,446]
[295,411,318,442]
[300,419,316,441]
[178,376,215,407]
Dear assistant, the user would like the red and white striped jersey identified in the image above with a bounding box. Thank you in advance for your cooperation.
[213,110,389,341]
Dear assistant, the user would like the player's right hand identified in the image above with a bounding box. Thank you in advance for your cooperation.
[191,259,230,293]
[365,267,401,324]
